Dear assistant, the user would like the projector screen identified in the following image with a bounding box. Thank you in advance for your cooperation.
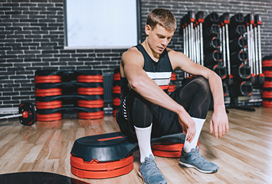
[65,0,139,48]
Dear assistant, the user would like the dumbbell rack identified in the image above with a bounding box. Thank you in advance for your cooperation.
[180,11,264,110]
[35,70,104,122]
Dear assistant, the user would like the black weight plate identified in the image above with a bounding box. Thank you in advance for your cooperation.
[19,102,35,126]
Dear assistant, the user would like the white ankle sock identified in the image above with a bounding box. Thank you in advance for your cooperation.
[184,117,205,153]
[134,124,153,163]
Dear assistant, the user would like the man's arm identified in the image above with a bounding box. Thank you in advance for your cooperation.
[121,49,196,142]
[170,50,229,139]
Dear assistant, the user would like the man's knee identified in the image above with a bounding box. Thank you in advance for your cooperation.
[194,76,210,92]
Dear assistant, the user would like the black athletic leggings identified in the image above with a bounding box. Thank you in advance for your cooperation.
[131,76,211,128]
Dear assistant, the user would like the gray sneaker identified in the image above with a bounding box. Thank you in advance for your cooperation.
[138,154,167,184]
[179,147,219,174]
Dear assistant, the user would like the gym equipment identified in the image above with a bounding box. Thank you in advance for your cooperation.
[35,69,105,121]
[245,14,255,84]
[220,13,233,86]
[204,37,220,52]
[231,81,253,97]
[180,11,204,81]
[0,102,36,126]
[229,36,247,53]
[229,25,246,40]
[196,11,204,66]
[70,132,186,179]
[254,14,265,86]
[204,12,219,28]
[35,70,61,84]
[168,72,176,93]
[230,50,248,65]
[231,63,251,81]
[211,64,227,79]
[230,13,244,29]
[112,68,121,116]
[204,50,222,66]
[203,24,219,40]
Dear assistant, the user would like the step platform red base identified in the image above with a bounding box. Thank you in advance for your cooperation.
[70,132,186,179]
[71,155,134,179]
[152,141,199,158]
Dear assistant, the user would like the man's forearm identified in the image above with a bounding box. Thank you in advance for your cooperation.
[208,72,226,110]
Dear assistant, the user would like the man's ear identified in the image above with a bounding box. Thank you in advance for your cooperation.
[145,25,152,36]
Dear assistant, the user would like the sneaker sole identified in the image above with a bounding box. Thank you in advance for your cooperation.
[179,161,218,174]
[138,170,147,184]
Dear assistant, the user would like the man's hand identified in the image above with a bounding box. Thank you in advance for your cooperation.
[210,105,229,139]
[178,110,196,143]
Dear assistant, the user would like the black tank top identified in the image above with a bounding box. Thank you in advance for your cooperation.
[120,44,173,100]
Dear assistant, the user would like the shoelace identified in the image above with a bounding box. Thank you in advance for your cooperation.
[144,158,161,175]
[193,149,208,167]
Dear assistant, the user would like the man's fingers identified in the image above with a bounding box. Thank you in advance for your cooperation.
[218,124,223,138]
[226,122,229,133]
[214,123,218,139]
[210,120,213,134]
[222,124,226,137]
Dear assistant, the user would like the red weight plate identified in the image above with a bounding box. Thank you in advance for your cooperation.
[113,73,121,81]
[36,101,62,109]
[35,75,61,84]
[36,113,62,122]
[112,86,121,94]
[78,99,104,108]
[113,109,117,117]
[112,98,120,106]
[171,72,176,81]
[168,84,175,93]
[160,85,169,91]
[35,88,62,97]
[77,87,104,95]
[262,59,272,67]
[262,100,272,108]
[78,111,104,120]
[262,91,272,98]
[77,75,103,83]
[264,71,272,78]
[263,81,272,88]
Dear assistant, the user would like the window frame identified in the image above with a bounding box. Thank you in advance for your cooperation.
[63,0,142,49]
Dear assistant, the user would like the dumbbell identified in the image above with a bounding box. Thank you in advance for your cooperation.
[0,102,36,126]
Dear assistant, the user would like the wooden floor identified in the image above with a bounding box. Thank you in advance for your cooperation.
[0,107,272,184]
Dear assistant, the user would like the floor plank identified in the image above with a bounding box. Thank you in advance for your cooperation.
[0,107,272,183]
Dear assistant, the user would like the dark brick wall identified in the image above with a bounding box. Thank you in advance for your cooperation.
[1,0,271,108]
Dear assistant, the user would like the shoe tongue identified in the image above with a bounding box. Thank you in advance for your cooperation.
[144,154,154,162]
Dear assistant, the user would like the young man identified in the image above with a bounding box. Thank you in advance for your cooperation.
[116,8,229,184]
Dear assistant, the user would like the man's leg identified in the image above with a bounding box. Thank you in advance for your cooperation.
[129,92,167,184]
[171,76,218,173]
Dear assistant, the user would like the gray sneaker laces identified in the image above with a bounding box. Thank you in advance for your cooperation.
[145,158,161,175]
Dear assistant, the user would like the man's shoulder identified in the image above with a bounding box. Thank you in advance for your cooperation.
[167,48,185,60]
[122,46,143,61]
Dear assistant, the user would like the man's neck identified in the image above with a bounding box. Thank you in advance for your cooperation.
[142,41,160,62]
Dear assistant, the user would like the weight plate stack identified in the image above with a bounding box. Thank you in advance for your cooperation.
[112,68,121,117]
[262,56,272,107]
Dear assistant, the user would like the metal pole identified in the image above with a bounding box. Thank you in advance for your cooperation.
[0,114,22,120]
[257,25,262,74]
[200,23,204,66]
[225,24,231,76]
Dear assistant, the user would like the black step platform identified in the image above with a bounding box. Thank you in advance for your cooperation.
[70,131,186,179]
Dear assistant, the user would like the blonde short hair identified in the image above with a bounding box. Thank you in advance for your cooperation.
[146,8,176,31]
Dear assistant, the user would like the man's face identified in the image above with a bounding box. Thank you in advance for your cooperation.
[145,24,175,54]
